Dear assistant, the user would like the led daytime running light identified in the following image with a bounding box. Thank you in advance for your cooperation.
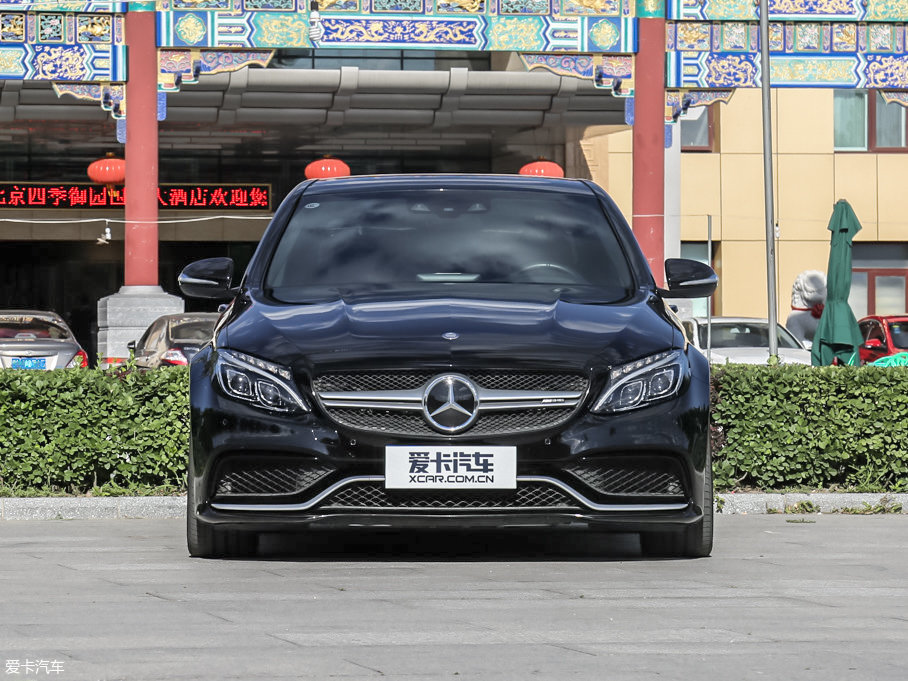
[227,349,293,381]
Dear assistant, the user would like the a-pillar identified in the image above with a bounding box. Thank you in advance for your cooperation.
[632,0,666,287]
[97,3,182,366]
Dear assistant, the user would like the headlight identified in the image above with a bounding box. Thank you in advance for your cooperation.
[591,350,684,413]
[215,349,309,414]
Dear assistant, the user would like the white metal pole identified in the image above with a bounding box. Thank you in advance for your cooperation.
[707,214,713,365]
[760,0,779,358]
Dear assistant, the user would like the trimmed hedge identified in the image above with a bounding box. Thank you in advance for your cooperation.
[1,364,907,495]
[0,367,189,494]
[711,365,908,492]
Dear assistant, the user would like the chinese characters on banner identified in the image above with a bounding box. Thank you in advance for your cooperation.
[0,184,270,210]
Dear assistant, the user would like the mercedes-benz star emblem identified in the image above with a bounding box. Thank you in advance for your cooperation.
[422,374,479,434]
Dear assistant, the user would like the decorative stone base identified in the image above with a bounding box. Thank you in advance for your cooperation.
[96,285,184,366]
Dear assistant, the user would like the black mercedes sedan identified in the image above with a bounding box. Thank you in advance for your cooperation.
[179,174,717,558]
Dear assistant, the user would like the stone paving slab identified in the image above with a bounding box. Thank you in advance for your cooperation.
[1,493,906,519]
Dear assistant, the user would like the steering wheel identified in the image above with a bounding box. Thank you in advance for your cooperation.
[514,263,581,282]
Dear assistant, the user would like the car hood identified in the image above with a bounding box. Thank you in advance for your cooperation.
[218,289,679,375]
[707,347,812,365]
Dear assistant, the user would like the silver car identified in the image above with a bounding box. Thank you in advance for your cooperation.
[0,310,88,370]
[680,316,812,365]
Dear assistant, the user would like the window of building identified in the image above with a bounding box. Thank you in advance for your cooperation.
[834,90,908,151]
[849,243,908,317]
[680,242,716,317]
[679,105,715,152]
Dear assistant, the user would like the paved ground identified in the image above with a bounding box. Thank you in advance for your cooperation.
[1,516,907,681]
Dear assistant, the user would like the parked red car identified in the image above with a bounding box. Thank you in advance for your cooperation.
[858,315,908,364]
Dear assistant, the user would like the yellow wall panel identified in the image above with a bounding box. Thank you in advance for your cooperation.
[719,154,765,241]
[680,153,721,225]
[716,241,768,316]
[777,90,833,154]
[719,89,777,155]
[777,154,834,241]
[681,214,722,242]
[834,154,878,240]
[878,221,908,241]
[608,129,633,154]
[607,153,634,221]
[877,155,908,238]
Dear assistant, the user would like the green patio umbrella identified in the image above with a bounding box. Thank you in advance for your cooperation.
[811,199,864,366]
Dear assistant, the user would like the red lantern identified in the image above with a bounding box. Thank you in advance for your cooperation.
[87,153,126,198]
[305,156,350,179]
[519,159,564,178]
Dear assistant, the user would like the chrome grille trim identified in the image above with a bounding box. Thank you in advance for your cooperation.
[316,387,584,412]
[322,408,576,437]
[210,475,690,513]
[312,371,590,436]
[312,372,587,393]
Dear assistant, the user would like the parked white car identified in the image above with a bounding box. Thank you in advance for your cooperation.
[680,317,812,365]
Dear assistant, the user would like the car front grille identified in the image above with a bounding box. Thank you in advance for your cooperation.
[566,459,686,497]
[213,458,335,497]
[313,370,588,437]
[319,481,581,511]
[312,371,587,394]
[324,406,576,437]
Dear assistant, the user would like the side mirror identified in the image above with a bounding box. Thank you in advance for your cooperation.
[178,258,236,300]
[862,338,886,350]
[658,258,718,299]
[127,340,136,352]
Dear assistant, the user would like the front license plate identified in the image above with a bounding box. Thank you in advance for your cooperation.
[385,446,517,490]
[11,357,46,370]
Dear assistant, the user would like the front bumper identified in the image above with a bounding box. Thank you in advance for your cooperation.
[188,348,711,534]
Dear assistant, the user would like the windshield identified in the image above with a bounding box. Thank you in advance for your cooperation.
[169,318,217,343]
[265,188,634,301]
[889,321,908,349]
[0,316,71,340]
[698,322,802,349]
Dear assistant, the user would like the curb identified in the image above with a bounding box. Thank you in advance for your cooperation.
[0,496,185,521]
[716,492,908,515]
[1,493,906,520]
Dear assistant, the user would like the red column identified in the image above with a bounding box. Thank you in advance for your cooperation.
[124,10,159,287]
[632,15,666,287]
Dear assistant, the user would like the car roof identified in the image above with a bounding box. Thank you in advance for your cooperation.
[860,315,908,322]
[0,310,66,321]
[301,173,597,197]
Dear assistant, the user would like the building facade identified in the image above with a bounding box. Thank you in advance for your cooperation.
[586,87,908,322]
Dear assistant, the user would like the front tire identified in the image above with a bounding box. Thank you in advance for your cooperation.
[187,481,258,559]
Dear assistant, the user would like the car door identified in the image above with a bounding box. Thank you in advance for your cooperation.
[136,321,167,368]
